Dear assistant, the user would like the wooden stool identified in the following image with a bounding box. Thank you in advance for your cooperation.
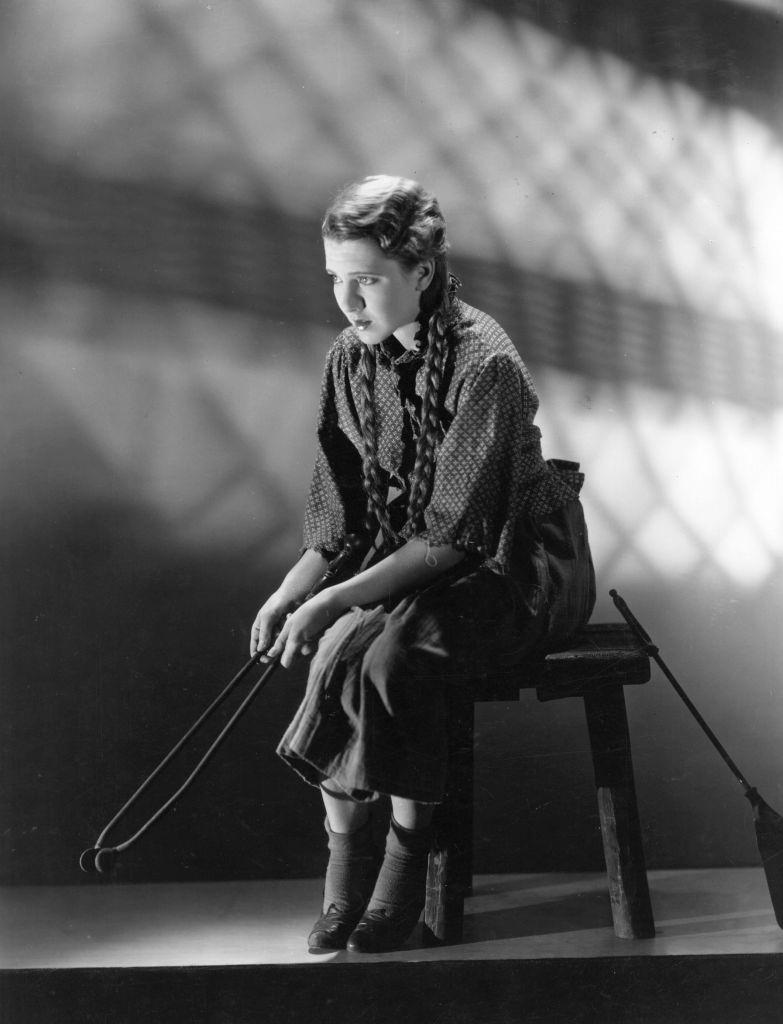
[423,622,655,944]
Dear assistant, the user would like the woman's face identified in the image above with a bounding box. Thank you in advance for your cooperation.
[323,237,432,348]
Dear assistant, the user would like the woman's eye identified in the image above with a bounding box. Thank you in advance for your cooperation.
[357,276,376,285]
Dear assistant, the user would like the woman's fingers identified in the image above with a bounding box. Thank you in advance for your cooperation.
[275,623,317,669]
[255,597,331,666]
[250,615,269,656]
[250,609,282,657]
[265,615,292,662]
[278,627,305,669]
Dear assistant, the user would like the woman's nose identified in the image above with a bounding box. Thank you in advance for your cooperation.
[338,281,363,312]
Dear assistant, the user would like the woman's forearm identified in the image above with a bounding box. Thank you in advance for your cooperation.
[266,538,466,666]
[325,538,465,613]
[278,548,331,603]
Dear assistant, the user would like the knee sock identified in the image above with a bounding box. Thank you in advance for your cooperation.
[322,817,379,915]
[366,817,432,918]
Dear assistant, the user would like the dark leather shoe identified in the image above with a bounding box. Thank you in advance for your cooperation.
[307,904,365,954]
[346,905,423,954]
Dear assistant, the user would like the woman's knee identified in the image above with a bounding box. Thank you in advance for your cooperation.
[360,609,450,703]
[360,623,409,692]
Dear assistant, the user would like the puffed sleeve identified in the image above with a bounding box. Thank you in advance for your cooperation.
[301,342,367,557]
[420,352,578,565]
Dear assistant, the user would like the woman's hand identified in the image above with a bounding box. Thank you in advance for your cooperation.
[250,591,295,657]
[265,590,342,669]
[250,549,332,657]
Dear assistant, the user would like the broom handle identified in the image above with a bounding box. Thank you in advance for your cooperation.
[610,589,754,795]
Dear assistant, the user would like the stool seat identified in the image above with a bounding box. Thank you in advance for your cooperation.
[424,621,655,945]
[475,622,652,700]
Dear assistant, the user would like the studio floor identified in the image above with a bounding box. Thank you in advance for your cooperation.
[2,867,781,968]
[2,869,782,1024]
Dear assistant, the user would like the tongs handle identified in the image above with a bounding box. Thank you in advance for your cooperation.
[80,534,371,873]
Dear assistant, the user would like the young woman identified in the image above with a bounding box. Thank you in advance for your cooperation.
[251,175,595,954]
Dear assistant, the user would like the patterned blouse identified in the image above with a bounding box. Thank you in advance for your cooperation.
[301,300,582,574]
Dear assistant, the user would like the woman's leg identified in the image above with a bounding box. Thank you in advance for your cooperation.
[347,801,434,954]
[307,781,379,954]
[321,782,371,833]
[286,569,547,951]
[390,796,434,831]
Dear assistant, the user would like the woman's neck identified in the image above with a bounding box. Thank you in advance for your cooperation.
[392,321,420,350]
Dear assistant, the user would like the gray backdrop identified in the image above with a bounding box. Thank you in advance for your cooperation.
[1,0,781,886]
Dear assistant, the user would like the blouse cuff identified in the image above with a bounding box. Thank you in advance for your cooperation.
[299,540,341,561]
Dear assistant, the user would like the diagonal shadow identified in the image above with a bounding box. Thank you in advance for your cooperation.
[462,890,614,942]
[472,0,783,137]
[2,149,780,411]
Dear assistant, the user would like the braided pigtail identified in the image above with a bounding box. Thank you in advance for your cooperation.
[358,344,397,549]
[403,308,450,534]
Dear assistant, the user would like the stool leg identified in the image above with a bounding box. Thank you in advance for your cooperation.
[423,690,474,945]
[583,687,655,939]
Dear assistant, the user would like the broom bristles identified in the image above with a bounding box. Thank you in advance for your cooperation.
[747,789,783,929]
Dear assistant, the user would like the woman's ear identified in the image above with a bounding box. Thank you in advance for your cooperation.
[415,260,435,292]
